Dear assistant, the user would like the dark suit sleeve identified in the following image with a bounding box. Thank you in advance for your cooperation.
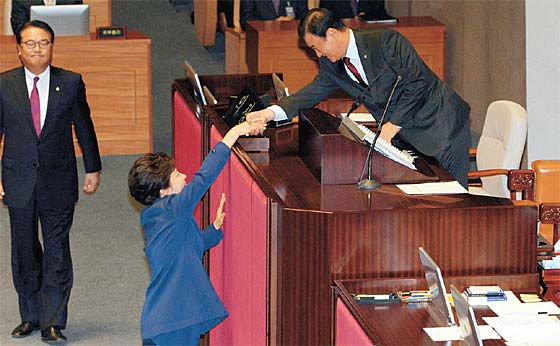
[71,76,101,173]
[292,0,309,19]
[381,30,433,128]
[240,0,256,30]
[277,59,340,118]
[11,0,30,35]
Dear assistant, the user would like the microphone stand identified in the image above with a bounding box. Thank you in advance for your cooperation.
[358,75,402,190]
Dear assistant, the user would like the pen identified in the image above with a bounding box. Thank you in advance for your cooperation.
[537,311,547,315]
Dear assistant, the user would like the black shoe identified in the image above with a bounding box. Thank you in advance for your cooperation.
[11,321,40,338]
[41,326,67,343]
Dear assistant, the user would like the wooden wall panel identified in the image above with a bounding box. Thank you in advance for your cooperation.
[0,32,152,155]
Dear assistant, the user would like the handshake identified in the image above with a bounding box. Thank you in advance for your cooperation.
[244,109,276,136]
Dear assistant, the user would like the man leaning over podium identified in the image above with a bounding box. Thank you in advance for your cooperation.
[246,8,471,188]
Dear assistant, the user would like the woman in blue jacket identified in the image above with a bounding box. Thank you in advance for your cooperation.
[128,121,261,345]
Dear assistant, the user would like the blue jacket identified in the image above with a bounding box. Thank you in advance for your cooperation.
[140,142,231,339]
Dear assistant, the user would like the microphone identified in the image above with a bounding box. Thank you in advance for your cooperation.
[342,59,397,119]
[344,84,372,120]
[357,71,405,190]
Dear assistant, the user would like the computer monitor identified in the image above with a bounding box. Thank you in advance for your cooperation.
[184,60,207,106]
[203,86,218,105]
[418,247,455,326]
[30,5,89,37]
[450,285,483,346]
[272,73,289,100]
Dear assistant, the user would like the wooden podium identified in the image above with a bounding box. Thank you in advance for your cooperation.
[172,75,539,345]
[298,108,449,185]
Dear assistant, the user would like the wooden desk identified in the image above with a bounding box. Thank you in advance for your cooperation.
[333,277,542,345]
[0,0,111,34]
[246,17,446,92]
[1,31,152,155]
[172,76,538,345]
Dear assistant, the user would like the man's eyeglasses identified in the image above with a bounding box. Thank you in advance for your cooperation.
[21,40,51,50]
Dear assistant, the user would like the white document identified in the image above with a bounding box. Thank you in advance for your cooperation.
[340,112,376,123]
[423,325,501,341]
[483,315,560,344]
[397,181,468,195]
[489,301,560,317]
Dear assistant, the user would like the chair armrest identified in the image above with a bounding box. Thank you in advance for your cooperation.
[537,234,555,261]
[508,169,535,200]
[467,168,509,179]
[540,203,560,245]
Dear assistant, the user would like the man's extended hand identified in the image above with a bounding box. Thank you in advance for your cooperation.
[245,109,275,135]
[83,171,100,194]
[379,122,401,143]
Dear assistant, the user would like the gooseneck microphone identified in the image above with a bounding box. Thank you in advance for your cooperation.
[344,85,372,119]
[357,72,404,190]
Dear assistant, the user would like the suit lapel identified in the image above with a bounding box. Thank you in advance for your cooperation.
[355,30,386,85]
[354,30,389,116]
[11,67,38,137]
[41,66,63,136]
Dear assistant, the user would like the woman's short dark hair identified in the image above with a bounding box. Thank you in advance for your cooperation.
[298,8,346,39]
[16,20,55,44]
[128,152,175,206]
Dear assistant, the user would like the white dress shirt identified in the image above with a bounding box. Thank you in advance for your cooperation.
[25,66,51,129]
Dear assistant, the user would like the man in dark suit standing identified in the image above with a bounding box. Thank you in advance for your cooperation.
[0,20,101,343]
[240,0,308,30]
[10,0,83,35]
[246,8,471,188]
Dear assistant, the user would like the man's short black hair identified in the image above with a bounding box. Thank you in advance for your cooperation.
[298,8,346,39]
[16,20,55,44]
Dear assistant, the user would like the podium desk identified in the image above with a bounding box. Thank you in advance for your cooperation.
[1,31,152,155]
[334,277,541,345]
[246,16,446,93]
[0,0,111,34]
[172,75,538,345]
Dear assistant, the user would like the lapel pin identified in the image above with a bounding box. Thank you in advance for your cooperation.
[363,54,368,59]
[55,86,60,91]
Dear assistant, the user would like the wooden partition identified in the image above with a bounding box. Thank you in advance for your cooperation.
[0,0,111,34]
[246,16,446,92]
[1,32,152,155]
[194,0,217,46]
[173,75,538,345]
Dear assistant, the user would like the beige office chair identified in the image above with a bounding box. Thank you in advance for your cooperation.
[3,0,14,35]
[468,100,528,198]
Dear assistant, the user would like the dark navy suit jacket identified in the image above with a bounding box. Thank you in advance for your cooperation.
[240,0,308,30]
[278,29,470,159]
[0,66,101,208]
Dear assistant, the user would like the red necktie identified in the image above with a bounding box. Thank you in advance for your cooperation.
[272,0,280,14]
[343,57,367,87]
[30,76,41,136]
[350,0,358,16]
